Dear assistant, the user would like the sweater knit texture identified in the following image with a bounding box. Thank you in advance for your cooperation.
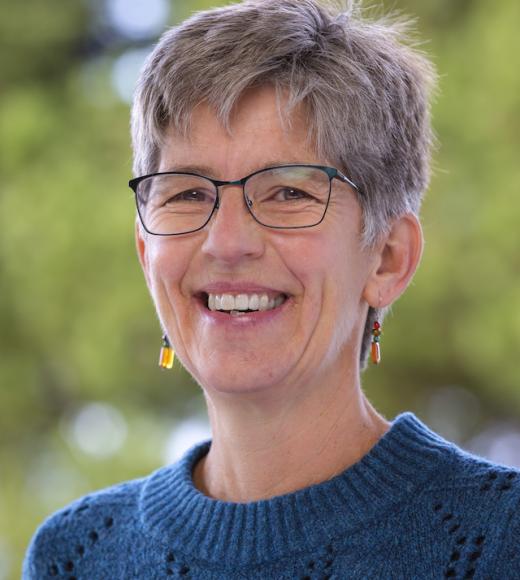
[23,412,520,579]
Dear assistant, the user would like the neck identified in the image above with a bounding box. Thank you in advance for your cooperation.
[193,365,390,502]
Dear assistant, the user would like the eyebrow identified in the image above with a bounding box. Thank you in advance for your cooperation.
[162,160,311,179]
[162,164,218,177]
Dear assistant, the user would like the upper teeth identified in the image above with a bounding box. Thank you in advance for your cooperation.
[208,293,285,312]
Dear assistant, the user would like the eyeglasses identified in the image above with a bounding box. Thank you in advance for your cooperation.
[129,164,362,236]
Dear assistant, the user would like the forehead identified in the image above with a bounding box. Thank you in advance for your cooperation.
[159,86,326,179]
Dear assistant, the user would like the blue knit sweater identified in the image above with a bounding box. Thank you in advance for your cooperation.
[23,412,520,578]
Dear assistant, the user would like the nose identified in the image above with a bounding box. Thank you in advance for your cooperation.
[200,184,265,264]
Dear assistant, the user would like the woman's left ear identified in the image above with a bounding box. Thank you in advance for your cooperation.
[363,213,424,308]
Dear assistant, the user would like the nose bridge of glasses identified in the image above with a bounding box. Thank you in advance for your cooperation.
[214,177,253,209]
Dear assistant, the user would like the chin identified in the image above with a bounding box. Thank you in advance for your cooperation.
[196,364,289,398]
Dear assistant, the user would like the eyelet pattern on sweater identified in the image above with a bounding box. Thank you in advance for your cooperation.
[23,412,520,579]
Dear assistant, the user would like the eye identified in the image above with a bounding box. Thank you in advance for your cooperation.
[272,187,313,201]
[165,189,213,204]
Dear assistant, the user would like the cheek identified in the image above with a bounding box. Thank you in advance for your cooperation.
[286,227,364,303]
[317,233,368,357]
[145,239,193,299]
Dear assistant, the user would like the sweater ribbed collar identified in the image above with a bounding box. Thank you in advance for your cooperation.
[141,412,456,567]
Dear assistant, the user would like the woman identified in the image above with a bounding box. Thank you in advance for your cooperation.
[24,0,520,578]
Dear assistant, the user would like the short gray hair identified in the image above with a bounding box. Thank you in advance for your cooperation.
[131,0,437,369]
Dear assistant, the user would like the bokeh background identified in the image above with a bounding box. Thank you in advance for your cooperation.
[1,0,519,577]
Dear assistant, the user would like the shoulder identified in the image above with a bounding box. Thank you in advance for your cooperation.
[494,481,520,573]
[22,474,147,579]
[421,443,520,571]
[436,443,520,496]
[426,442,520,514]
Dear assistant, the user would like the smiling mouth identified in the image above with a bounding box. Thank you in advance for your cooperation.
[199,292,288,314]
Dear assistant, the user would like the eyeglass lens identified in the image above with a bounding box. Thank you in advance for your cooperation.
[135,165,331,235]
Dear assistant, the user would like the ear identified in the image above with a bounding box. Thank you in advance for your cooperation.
[363,213,424,308]
[135,219,152,290]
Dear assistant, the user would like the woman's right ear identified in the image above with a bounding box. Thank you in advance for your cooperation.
[135,219,151,290]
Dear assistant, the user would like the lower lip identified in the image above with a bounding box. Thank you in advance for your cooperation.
[195,296,291,327]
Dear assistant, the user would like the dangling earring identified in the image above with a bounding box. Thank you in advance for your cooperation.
[159,334,175,369]
[371,321,381,365]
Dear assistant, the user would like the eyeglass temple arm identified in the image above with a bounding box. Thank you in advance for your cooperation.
[336,171,363,195]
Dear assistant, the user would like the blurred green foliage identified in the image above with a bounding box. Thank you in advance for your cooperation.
[0,0,519,577]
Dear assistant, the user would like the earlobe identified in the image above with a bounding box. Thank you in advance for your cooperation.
[363,214,423,309]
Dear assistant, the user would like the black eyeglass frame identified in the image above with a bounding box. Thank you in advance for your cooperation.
[129,163,363,236]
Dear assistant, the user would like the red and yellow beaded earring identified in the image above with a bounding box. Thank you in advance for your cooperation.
[159,334,175,369]
[371,321,382,365]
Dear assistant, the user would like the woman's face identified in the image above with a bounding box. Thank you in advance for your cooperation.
[136,86,375,396]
